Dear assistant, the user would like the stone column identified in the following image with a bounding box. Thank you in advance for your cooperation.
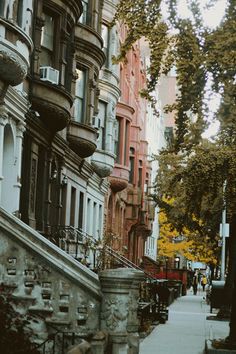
[0,106,8,204]
[13,122,25,215]
[99,268,145,354]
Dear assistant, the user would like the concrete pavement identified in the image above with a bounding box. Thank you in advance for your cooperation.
[140,290,229,354]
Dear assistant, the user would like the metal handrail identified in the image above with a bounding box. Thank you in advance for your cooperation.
[36,331,77,354]
[49,225,156,279]
[104,246,156,279]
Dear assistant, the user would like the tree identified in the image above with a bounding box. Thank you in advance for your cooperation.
[0,295,40,354]
[158,204,218,265]
[111,0,236,347]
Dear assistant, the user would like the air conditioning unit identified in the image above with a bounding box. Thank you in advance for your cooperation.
[92,116,101,129]
[40,66,59,85]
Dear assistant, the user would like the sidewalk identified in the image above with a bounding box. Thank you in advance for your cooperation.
[140,290,229,354]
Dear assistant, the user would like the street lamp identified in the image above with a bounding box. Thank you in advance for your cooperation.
[175,256,180,269]
[165,257,168,279]
[220,181,229,280]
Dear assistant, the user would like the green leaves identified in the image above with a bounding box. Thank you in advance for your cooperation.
[112,0,235,152]
[112,0,236,263]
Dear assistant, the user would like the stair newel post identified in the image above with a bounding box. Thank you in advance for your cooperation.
[99,268,145,354]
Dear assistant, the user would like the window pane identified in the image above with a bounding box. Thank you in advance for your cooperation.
[97,101,106,150]
[74,68,86,122]
[129,156,134,183]
[75,69,86,98]
[115,119,121,163]
[124,121,129,166]
[0,1,5,16]
[78,192,84,230]
[79,0,88,24]
[74,98,83,123]
[41,14,54,51]
[17,0,24,27]
[101,24,109,48]
[101,24,109,66]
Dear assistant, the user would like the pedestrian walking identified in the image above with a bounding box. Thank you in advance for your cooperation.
[192,272,198,295]
[201,274,207,291]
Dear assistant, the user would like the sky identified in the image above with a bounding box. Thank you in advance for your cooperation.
[177,0,227,28]
[174,0,227,138]
[159,0,228,138]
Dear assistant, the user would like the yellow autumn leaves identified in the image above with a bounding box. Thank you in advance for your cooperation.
[158,207,218,265]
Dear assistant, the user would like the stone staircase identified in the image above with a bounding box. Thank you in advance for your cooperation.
[0,207,102,353]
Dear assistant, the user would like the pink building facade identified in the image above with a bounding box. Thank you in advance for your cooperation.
[105,31,153,266]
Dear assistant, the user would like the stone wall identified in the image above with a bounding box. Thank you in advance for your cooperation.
[0,207,145,353]
[0,207,102,352]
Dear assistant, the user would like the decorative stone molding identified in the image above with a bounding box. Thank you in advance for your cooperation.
[109,177,128,193]
[99,268,145,353]
[101,297,129,331]
[0,105,8,124]
[0,44,28,86]
[67,121,98,158]
[32,97,71,132]
[91,150,115,177]
[31,80,73,133]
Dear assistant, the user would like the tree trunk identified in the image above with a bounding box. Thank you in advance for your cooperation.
[216,224,234,319]
[227,217,236,346]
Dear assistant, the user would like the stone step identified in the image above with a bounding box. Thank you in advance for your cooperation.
[1,281,18,289]
[11,294,36,303]
[28,306,54,315]
[45,318,71,327]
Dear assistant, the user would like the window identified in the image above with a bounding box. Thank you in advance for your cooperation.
[164,127,174,147]
[41,12,55,66]
[129,147,135,183]
[101,24,109,67]
[124,120,129,166]
[74,67,87,123]
[93,202,97,238]
[17,0,24,27]
[70,187,76,226]
[97,101,107,150]
[138,160,143,187]
[86,198,91,234]
[79,0,91,25]
[0,2,5,17]
[115,119,121,163]
[98,205,102,239]
[78,192,84,230]
[41,14,54,50]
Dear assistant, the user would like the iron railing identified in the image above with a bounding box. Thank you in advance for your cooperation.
[48,225,156,279]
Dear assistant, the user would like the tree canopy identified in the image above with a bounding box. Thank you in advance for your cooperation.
[112,0,236,243]
[158,207,218,264]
